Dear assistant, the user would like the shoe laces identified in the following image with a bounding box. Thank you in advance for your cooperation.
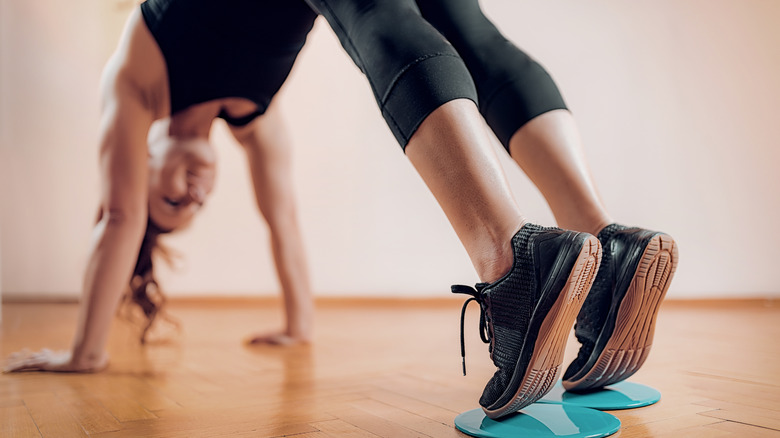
[452,283,492,376]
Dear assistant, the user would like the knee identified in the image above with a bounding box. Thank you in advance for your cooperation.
[350,2,450,56]
[417,0,498,45]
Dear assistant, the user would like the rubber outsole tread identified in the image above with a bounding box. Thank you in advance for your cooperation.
[563,234,678,391]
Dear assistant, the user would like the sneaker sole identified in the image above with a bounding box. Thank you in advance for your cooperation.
[484,234,602,419]
[563,234,678,392]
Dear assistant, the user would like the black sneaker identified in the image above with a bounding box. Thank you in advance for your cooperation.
[453,223,601,419]
[562,224,679,392]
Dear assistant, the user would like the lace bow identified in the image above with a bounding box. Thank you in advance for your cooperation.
[451,283,491,376]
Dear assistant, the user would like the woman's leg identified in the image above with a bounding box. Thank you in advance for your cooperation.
[419,0,678,393]
[508,110,611,236]
[306,0,479,147]
[307,0,601,417]
[406,99,523,283]
[407,100,601,417]
[416,0,610,235]
[307,0,522,282]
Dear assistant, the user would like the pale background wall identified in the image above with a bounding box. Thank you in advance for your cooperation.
[1,0,778,300]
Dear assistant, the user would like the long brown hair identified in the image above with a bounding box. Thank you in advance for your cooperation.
[128,217,173,343]
[96,210,172,342]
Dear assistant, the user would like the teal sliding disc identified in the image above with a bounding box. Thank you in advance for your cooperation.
[538,381,661,410]
[454,404,620,438]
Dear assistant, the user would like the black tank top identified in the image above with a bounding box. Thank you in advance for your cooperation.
[140,0,317,125]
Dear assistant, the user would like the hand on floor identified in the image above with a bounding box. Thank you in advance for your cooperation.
[245,331,311,346]
[2,348,108,373]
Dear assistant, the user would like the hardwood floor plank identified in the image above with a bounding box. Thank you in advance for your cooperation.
[373,375,477,413]
[695,399,780,422]
[699,408,780,431]
[612,402,717,428]
[706,421,780,437]
[352,399,462,438]
[0,397,25,408]
[56,386,122,434]
[1,404,41,438]
[328,405,428,438]
[616,411,723,437]
[279,433,331,438]
[650,422,733,437]
[365,389,459,425]
[92,392,158,422]
[0,374,78,398]
[688,380,780,411]
[90,416,318,438]
[311,419,382,438]
[103,375,182,412]
[2,300,778,436]
[23,393,87,438]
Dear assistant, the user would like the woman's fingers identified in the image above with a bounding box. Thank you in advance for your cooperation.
[2,349,70,373]
[246,331,308,346]
[3,352,43,372]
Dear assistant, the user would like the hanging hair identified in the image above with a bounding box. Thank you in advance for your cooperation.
[96,210,172,342]
[128,217,173,343]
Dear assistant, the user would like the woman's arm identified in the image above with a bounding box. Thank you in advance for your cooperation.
[4,59,155,374]
[229,103,314,345]
[3,8,168,372]
[69,72,154,369]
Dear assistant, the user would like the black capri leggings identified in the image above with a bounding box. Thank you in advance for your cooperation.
[306,0,478,149]
[417,0,568,149]
[307,0,567,151]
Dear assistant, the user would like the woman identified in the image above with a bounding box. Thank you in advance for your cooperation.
[414,0,680,393]
[124,0,319,347]
[302,0,678,415]
[6,0,678,420]
[4,0,319,374]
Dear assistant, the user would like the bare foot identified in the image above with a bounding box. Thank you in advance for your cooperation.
[245,331,311,346]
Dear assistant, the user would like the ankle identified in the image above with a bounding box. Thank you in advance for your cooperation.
[474,219,527,284]
[557,215,612,238]
[477,254,512,284]
[588,219,613,238]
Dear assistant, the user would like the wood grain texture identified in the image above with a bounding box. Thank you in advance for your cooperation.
[2,299,778,437]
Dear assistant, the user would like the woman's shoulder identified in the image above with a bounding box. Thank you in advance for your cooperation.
[102,8,169,117]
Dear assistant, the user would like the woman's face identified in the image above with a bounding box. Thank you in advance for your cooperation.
[147,135,216,231]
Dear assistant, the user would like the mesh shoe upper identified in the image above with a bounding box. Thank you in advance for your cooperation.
[476,224,543,407]
[454,223,588,409]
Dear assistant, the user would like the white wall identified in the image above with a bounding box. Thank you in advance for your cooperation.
[1,0,779,300]
[0,0,9,314]
[0,224,3,317]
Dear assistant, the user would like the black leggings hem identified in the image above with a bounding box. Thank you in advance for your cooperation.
[481,75,568,149]
[382,53,478,150]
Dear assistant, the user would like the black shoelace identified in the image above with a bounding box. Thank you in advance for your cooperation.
[452,283,491,376]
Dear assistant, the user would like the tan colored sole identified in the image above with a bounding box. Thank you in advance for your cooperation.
[563,234,678,391]
[485,235,602,419]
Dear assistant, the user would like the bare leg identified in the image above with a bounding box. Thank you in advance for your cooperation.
[413,1,611,235]
[406,99,526,283]
[231,104,313,345]
[508,110,612,236]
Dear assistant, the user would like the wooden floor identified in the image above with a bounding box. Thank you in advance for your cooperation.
[1,298,779,437]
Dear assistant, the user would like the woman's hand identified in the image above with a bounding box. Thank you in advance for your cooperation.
[3,349,108,373]
[245,331,311,346]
